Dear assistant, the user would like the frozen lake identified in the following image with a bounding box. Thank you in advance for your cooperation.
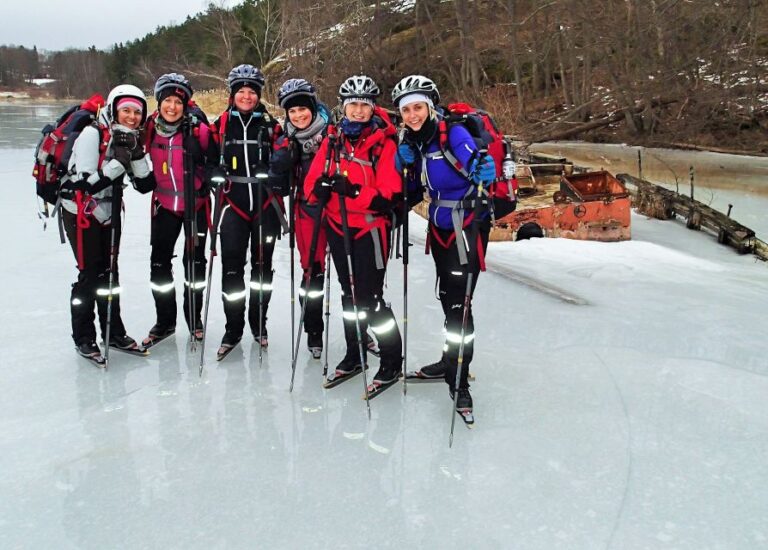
[1,106,767,549]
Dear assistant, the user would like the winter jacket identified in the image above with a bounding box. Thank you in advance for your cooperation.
[303,125,401,233]
[211,104,281,220]
[406,120,488,231]
[146,120,212,213]
[62,114,151,224]
[268,122,328,200]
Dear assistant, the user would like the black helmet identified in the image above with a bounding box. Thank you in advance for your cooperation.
[154,73,193,103]
[391,75,440,108]
[338,75,380,102]
[278,78,317,109]
[227,64,265,94]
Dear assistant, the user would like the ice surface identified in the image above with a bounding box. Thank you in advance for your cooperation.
[2,112,768,549]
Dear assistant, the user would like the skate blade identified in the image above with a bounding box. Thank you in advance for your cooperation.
[216,342,240,362]
[404,372,476,383]
[363,379,399,400]
[323,367,364,389]
[109,344,150,357]
[77,352,106,367]
[457,410,475,428]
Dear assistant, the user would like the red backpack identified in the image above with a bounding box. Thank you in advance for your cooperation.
[438,102,518,218]
[32,93,109,204]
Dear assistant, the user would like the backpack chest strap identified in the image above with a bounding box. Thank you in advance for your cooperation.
[228,175,268,184]
[151,142,183,152]
[339,151,372,167]
[156,187,184,197]
[225,138,263,146]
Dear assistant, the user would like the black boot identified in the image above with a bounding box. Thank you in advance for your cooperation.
[253,325,268,348]
[335,347,366,374]
[142,323,175,346]
[417,357,448,379]
[76,341,102,359]
[109,333,139,350]
[216,331,242,360]
[373,362,401,384]
[307,331,323,359]
[220,331,242,349]
[449,387,473,412]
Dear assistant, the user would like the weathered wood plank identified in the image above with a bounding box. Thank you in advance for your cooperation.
[617,173,766,261]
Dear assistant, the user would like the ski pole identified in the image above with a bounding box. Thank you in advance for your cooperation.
[289,199,326,391]
[322,243,332,380]
[198,183,225,376]
[103,179,123,369]
[290,129,336,390]
[449,179,485,447]
[199,111,230,375]
[288,145,297,368]
[257,129,265,367]
[183,121,198,351]
[398,127,409,395]
[333,135,371,416]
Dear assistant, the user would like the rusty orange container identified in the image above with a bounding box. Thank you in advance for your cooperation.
[493,170,631,242]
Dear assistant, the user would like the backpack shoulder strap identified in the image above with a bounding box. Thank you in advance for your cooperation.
[436,119,474,179]
[143,112,158,148]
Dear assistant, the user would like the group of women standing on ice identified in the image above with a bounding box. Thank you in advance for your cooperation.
[59,64,499,418]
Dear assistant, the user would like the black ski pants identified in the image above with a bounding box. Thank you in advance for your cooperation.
[300,263,325,336]
[219,202,281,337]
[62,209,127,346]
[327,224,402,372]
[296,202,326,336]
[430,219,490,389]
[149,204,208,332]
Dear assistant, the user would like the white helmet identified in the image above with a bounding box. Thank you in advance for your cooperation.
[338,75,380,102]
[106,84,148,125]
[391,75,440,108]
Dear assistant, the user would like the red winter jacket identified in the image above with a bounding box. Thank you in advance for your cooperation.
[303,125,401,235]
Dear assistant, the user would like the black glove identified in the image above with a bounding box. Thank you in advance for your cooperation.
[38,183,59,205]
[58,179,87,200]
[133,175,156,194]
[331,174,361,198]
[313,176,332,203]
[269,147,293,175]
[113,130,144,160]
[112,145,132,168]
[183,132,204,165]
[268,174,290,197]
[368,193,393,214]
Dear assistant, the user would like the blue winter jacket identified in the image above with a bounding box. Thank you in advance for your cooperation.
[406,120,488,231]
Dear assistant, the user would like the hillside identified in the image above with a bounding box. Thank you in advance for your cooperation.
[3,0,767,153]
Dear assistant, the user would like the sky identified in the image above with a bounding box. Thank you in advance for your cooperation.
[0,0,243,51]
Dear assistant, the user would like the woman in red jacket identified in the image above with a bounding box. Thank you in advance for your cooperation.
[303,75,402,390]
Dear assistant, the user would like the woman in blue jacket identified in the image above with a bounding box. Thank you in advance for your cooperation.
[392,75,496,415]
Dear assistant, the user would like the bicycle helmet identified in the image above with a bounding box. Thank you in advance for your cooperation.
[391,75,440,108]
[227,64,265,94]
[338,75,380,103]
[154,73,193,104]
[278,78,317,110]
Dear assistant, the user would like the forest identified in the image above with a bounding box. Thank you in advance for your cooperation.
[2,0,767,151]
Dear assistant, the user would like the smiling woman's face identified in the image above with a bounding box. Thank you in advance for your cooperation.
[344,101,374,123]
